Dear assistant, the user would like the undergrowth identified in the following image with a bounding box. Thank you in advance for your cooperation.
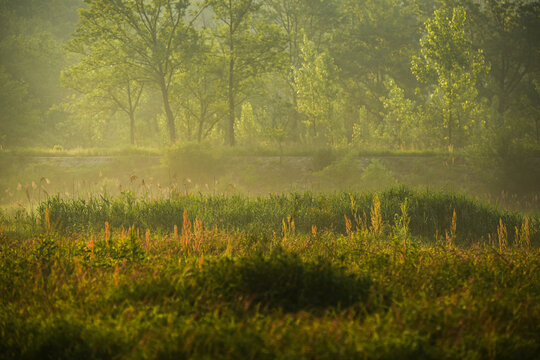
[1,188,539,359]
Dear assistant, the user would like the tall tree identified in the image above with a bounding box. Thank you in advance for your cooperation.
[264,0,340,140]
[0,0,79,147]
[205,0,284,146]
[72,0,200,144]
[331,0,420,142]
[173,35,226,143]
[0,66,39,147]
[412,6,488,147]
[62,42,145,145]
[294,36,340,142]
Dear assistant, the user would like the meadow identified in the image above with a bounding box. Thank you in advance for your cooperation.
[3,0,540,356]
[1,185,539,359]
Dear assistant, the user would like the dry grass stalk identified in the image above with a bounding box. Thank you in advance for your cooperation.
[282,216,295,241]
[519,218,530,249]
[113,265,121,287]
[344,214,353,238]
[45,208,51,232]
[370,194,382,236]
[105,221,111,247]
[445,209,457,248]
[199,256,204,270]
[145,229,151,250]
[88,236,95,258]
[181,208,192,248]
[350,194,368,233]
[497,218,507,251]
[224,236,233,257]
[193,217,203,252]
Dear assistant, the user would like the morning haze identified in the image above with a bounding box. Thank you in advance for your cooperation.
[1,0,539,358]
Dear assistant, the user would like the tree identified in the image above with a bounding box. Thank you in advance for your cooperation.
[264,0,340,139]
[379,78,418,149]
[412,6,488,147]
[0,2,76,147]
[72,0,200,144]
[440,0,539,115]
[61,42,145,145]
[0,66,39,147]
[467,0,539,141]
[293,36,340,143]
[331,0,420,143]
[205,0,285,146]
[173,38,226,143]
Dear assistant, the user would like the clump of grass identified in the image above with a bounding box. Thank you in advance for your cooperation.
[31,187,540,246]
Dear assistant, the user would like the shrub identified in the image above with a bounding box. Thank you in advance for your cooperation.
[311,147,337,171]
[164,142,227,183]
[360,159,396,189]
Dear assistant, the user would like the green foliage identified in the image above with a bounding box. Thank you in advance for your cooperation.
[313,153,362,188]
[71,0,199,144]
[378,78,421,149]
[294,35,341,142]
[359,159,397,190]
[412,6,489,147]
[0,0,538,152]
[1,195,539,358]
[165,142,226,183]
[61,39,145,146]
[310,147,337,171]
[205,0,286,146]
[33,187,540,246]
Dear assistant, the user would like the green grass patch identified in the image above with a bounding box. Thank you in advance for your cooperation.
[26,187,539,246]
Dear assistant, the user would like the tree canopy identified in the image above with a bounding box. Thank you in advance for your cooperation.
[0,0,538,151]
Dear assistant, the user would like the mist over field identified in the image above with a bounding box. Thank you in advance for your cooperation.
[1,1,539,359]
[1,0,539,209]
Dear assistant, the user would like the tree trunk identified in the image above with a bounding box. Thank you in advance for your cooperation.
[129,111,135,145]
[228,61,235,146]
[448,111,453,148]
[198,101,205,143]
[535,118,540,144]
[198,121,203,143]
[159,78,176,144]
[227,3,236,146]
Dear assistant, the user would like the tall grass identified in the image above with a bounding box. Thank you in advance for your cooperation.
[1,217,538,359]
[29,187,539,246]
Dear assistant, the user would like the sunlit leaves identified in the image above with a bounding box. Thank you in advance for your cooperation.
[73,0,199,143]
[411,6,488,147]
[294,36,340,142]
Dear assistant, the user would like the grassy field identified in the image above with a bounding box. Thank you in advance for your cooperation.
[1,188,539,359]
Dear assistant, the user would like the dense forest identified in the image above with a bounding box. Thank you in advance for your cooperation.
[0,0,538,153]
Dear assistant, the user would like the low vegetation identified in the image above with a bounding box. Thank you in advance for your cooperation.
[1,188,539,359]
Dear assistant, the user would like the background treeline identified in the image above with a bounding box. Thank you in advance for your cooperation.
[1,0,539,154]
